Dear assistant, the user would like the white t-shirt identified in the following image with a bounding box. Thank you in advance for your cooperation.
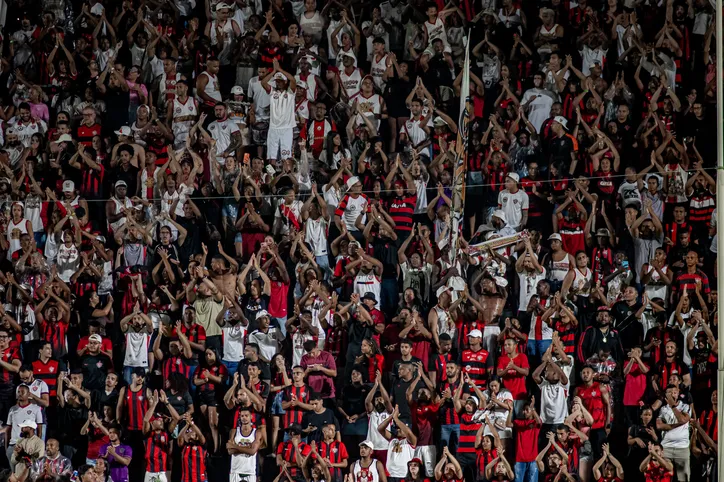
[498,189,529,229]
[208,118,241,159]
[248,76,271,121]
[222,322,246,363]
[7,403,43,444]
[269,88,296,129]
[658,402,691,449]
[517,267,547,312]
[538,379,569,424]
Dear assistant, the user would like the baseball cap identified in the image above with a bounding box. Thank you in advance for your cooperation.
[89,334,102,343]
[596,228,611,237]
[255,309,270,320]
[273,72,286,81]
[115,180,128,189]
[62,180,75,193]
[408,458,423,466]
[506,172,520,184]
[297,80,308,90]
[433,116,449,127]
[548,233,562,241]
[468,329,483,338]
[53,134,74,144]
[341,51,356,60]
[359,440,374,449]
[19,420,37,429]
[286,423,303,434]
[115,126,132,137]
[345,176,360,191]
[215,2,231,10]
[230,85,244,95]
[467,396,479,406]
[553,116,569,130]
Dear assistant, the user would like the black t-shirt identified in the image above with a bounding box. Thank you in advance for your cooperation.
[59,403,89,444]
[611,301,644,350]
[91,387,118,413]
[104,86,130,131]
[548,134,576,168]
[81,353,113,391]
[302,408,339,443]
[167,390,194,416]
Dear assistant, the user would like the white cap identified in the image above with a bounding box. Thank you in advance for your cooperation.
[215,2,231,10]
[553,116,569,130]
[492,209,507,224]
[296,80,308,90]
[341,51,356,60]
[88,334,102,343]
[231,85,244,95]
[19,420,37,429]
[468,329,483,338]
[115,180,128,189]
[345,176,360,191]
[255,309,270,320]
[467,396,479,406]
[62,180,75,193]
[273,72,286,81]
[506,172,520,184]
[359,440,374,449]
[548,233,562,242]
[115,126,132,137]
[53,134,74,144]
[433,116,448,127]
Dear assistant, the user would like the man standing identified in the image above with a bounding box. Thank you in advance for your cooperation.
[262,59,297,162]
[498,173,529,231]
[657,384,691,482]
[208,104,242,166]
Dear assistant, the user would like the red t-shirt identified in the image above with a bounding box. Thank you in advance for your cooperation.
[497,353,529,400]
[268,280,290,318]
[513,419,541,462]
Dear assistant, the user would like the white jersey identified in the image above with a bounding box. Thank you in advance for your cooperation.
[305,217,328,256]
[366,411,391,450]
[296,98,310,122]
[172,96,198,145]
[208,119,241,160]
[6,218,28,260]
[230,427,257,475]
[387,438,415,477]
[56,243,80,283]
[209,20,235,64]
[24,195,43,232]
[198,71,222,105]
[353,272,381,309]
[123,329,150,367]
[370,53,388,91]
[352,459,381,482]
[222,322,246,363]
[351,92,382,129]
[339,68,362,99]
[108,197,133,233]
[248,76,271,121]
[269,89,296,129]
[644,264,669,304]
[433,305,455,340]
[571,267,592,297]
[424,17,448,47]
[549,253,571,282]
[295,74,318,101]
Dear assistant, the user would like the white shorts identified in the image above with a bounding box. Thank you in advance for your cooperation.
[230,472,257,482]
[266,127,293,160]
[144,472,168,482]
[414,445,437,477]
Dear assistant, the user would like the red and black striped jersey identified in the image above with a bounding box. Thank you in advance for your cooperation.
[458,412,481,454]
[0,347,20,385]
[146,430,170,472]
[317,440,349,481]
[276,441,311,477]
[460,348,490,391]
[388,195,417,233]
[282,384,311,426]
[123,387,149,431]
[181,443,207,482]
[32,358,63,398]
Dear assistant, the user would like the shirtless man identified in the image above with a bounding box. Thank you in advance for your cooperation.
[208,242,239,297]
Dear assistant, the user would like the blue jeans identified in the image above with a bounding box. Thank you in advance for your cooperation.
[527,339,552,359]
[223,360,239,381]
[515,462,539,482]
[316,255,331,282]
[440,424,460,455]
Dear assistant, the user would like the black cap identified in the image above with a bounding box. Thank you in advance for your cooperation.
[287,423,303,434]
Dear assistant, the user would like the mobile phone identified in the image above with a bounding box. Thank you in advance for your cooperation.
[622,260,629,269]
[243,153,250,166]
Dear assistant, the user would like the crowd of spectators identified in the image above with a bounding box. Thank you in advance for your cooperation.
[0,1,719,482]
